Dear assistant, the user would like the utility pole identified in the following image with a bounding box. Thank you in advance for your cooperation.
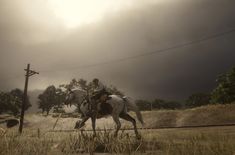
[19,64,39,134]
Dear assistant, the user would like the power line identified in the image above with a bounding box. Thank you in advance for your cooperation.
[39,27,235,73]
[2,27,235,81]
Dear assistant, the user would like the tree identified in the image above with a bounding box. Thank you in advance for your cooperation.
[77,79,88,90]
[152,99,183,110]
[186,93,210,108]
[38,85,57,115]
[152,99,165,109]
[136,98,183,111]
[0,92,10,114]
[53,88,66,113]
[211,67,235,104]
[0,89,31,115]
[59,78,82,90]
[135,100,152,111]
[10,88,31,110]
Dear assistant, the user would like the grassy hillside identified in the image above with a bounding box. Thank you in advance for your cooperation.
[143,104,235,128]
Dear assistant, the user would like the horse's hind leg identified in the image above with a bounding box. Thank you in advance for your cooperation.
[112,115,121,137]
[119,113,141,139]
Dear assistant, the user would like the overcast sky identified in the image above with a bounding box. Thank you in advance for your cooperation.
[0,0,235,100]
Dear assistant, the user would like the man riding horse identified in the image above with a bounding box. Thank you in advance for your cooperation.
[64,79,144,138]
[89,78,111,115]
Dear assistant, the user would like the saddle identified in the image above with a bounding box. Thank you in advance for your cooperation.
[97,102,113,117]
[85,94,112,117]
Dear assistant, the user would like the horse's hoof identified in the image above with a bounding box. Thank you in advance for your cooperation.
[75,121,86,129]
[74,121,81,129]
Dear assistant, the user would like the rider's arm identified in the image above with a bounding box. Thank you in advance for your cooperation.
[94,82,105,93]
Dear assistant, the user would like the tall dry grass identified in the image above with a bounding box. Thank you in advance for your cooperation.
[0,127,235,155]
[59,130,147,154]
[0,104,235,155]
[0,129,148,155]
[0,130,53,155]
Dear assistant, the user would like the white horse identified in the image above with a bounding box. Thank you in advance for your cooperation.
[64,89,144,138]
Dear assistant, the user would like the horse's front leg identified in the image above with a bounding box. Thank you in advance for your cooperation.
[75,116,89,129]
[91,115,97,137]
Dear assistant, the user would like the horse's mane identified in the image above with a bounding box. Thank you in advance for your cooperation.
[71,89,87,105]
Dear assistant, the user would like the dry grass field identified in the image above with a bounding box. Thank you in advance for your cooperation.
[0,104,235,155]
[143,104,235,128]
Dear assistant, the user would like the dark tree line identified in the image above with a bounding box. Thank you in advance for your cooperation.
[135,99,183,111]
[186,93,211,108]
[0,89,31,116]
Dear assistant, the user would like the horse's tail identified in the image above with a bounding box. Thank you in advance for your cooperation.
[126,98,144,125]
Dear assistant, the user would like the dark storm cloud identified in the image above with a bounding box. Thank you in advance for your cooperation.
[0,0,235,100]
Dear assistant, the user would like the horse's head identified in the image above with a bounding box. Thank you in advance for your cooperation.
[64,90,75,105]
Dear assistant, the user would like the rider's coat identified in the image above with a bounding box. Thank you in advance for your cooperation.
[92,81,105,93]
